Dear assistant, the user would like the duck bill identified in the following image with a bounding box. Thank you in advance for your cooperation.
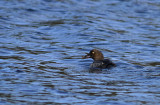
[82,53,91,59]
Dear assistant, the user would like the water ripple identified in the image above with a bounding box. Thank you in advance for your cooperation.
[0,0,160,104]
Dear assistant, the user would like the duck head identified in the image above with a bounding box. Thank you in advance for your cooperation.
[82,49,104,60]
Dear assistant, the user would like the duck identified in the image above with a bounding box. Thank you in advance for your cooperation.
[82,49,116,69]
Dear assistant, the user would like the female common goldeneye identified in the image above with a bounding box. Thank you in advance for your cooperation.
[82,49,116,69]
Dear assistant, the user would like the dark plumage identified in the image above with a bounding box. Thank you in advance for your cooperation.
[82,49,116,69]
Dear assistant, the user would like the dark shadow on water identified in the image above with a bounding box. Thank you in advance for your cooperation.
[145,62,160,67]
[16,70,24,73]
[89,68,103,73]
[89,66,115,73]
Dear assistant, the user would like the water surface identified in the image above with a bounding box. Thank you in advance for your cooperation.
[0,0,160,105]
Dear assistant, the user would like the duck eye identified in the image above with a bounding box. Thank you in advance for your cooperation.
[92,51,95,54]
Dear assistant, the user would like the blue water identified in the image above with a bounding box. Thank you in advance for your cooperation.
[0,0,160,104]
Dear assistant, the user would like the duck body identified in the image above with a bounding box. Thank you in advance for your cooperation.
[83,49,115,69]
[91,59,115,69]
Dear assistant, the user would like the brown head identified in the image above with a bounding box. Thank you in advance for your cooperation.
[82,49,104,60]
